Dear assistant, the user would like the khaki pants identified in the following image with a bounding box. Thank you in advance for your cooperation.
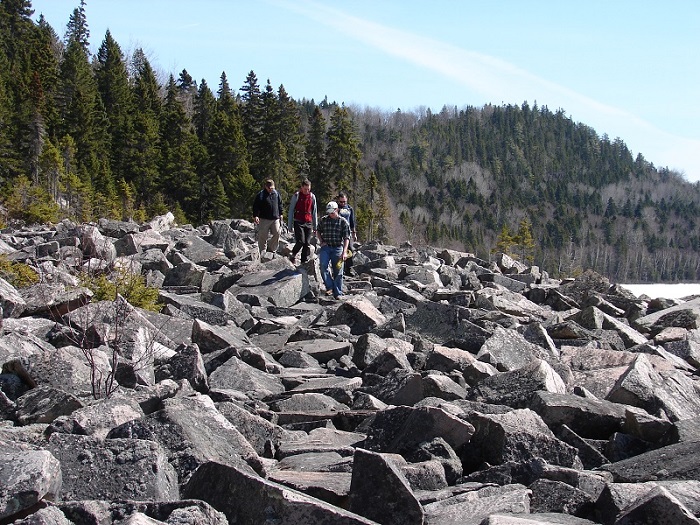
[257,218,281,254]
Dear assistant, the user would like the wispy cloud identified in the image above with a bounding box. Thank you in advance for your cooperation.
[272,0,700,181]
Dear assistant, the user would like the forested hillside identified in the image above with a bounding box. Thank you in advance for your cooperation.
[1,1,699,282]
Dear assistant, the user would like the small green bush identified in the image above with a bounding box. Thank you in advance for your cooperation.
[0,256,40,288]
[80,269,160,311]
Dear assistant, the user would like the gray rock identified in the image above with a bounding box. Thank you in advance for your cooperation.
[614,485,700,525]
[46,433,178,501]
[423,483,531,525]
[600,440,700,482]
[530,391,630,439]
[183,461,376,524]
[45,395,143,439]
[361,405,474,455]
[348,448,423,525]
[156,343,208,393]
[0,449,62,522]
[605,353,700,421]
[468,359,566,408]
[14,386,83,425]
[462,409,581,473]
[330,295,388,335]
[476,326,546,372]
[107,394,263,482]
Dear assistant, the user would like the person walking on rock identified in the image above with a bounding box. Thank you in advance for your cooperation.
[317,201,351,299]
[336,191,358,276]
[288,178,318,264]
[252,179,283,256]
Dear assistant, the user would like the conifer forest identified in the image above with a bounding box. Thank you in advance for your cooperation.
[1,1,700,282]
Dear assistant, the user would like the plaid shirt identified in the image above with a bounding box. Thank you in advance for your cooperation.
[318,215,351,247]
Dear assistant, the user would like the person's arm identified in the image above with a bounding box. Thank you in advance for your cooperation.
[341,219,351,259]
[350,207,357,241]
[278,193,284,225]
[316,219,325,245]
[311,194,318,231]
[252,192,260,224]
[288,193,297,230]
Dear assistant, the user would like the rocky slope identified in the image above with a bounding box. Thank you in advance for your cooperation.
[2,213,700,525]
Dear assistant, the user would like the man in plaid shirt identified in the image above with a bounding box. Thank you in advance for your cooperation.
[317,201,351,299]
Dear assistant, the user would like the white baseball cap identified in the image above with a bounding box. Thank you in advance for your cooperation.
[326,201,338,214]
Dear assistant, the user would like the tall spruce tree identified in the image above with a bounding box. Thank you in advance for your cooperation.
[240,70,264,180]
[205,72,254,220]
[64,0,89,55]
[306,105,328,198]
[57,34,112,200]
[193,78,216,144]
[130,48,161,211]
[326,105,362,197]
[160,75,198,222]
[95,30,133,186]
[0,0,37,180]
[276,83,308,195]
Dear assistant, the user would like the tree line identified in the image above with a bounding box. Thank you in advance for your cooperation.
[0,0,389,241]
[2,1,699,282]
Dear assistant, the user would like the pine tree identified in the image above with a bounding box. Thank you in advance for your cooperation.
[65,0,89,55]
[160,75,198,222]
[130,48,161,210]
[0,0,38,179]
[276,84,308,195]
[206,73,254,219]
[57,36,112,197]
[306,105,328,197]
[515,217,536,263]
[193,79,216,144]
[495,224,516,255]
[95,30,134,186]
[326,105,362,199]
[176,68,197,118]
[240,70,264,180]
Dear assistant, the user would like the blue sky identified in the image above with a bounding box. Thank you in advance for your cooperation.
[33,0,700,182]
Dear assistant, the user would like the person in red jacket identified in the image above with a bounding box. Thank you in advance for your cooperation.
[287,178,318,264]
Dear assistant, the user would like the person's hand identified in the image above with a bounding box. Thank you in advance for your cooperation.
[254,217,260,225]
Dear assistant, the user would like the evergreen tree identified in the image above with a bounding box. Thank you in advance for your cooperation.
[193,79,216,144]
[306,105,328,197]
[326,105,362,198]
[130,48,161,210]
[240,70,264,180]
[495,224,516,255]
[65,0,89,55]
[0,0,37,179]
[206,72,254,219]
[276,83,308,195]
[160,74,198,221]
[176,68,197,118]
[515,217,536,263]
[95,30,133,185]
[57,37,112,197]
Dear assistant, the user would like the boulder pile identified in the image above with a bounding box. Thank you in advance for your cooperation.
[2,213,700,525]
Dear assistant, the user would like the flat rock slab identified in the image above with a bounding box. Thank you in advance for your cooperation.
[601,440,700,482]
[46,434,178,502]
[183,461,378,525]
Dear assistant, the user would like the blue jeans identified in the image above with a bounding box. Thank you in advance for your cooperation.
[319,245,344,297]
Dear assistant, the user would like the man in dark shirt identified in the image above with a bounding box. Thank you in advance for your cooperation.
[317,201,351,299]
[252,179,283,256]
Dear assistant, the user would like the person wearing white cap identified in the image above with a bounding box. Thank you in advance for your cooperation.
[316,201,351,299]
